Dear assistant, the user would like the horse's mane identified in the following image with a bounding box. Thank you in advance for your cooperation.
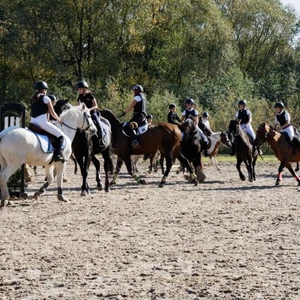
[229,119,252,145]
[100,109,121,124]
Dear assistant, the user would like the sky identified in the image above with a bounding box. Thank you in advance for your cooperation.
[281,0,300,15]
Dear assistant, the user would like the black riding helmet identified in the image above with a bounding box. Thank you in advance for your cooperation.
[238,99,247,106]
[274,102,284,109]
[146,114,153,119]
[169,104,176,109]
[77,80,89,89]
[132,84,144,92]
[185,98,195,105]
[203,112,209,118]
[34,81,48,91]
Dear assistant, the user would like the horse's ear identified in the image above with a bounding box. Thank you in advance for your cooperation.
[237,119,241,124]
[81,103,87,110]
[64,99,69,104]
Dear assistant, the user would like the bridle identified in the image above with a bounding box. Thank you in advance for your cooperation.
[61,112,94,132]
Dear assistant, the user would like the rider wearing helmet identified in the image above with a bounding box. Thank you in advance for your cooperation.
[167,104,181,125]
[167,103,181,125]
[146,114,153,124]
[201,111,212,132]
[77,80,103,145]
[181,98,209,157]
[230,99,258,155]
[30,81,65,161]
[122,84,147,147]
[274,102,294,142]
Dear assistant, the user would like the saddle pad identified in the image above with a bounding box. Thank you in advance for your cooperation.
[282,132,293,148]
[122,122,148,137]
[33,132,66,153]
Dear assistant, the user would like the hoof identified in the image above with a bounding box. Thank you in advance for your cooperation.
[58,194,68,202]
[1,199,9,207]
[139,179,147,185]
[105,188,110,192]
[240,175,246,181]
[275,181,280,186]
[98,185,103,191]
[110,180,116,186]
[33,192,40,200]
[81,191,87,196]
[193,179,199,186]
[158,182,164,188]
[63,178,69,183]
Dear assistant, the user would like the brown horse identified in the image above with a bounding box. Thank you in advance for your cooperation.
[100,109,198,187]
[254,122,300,186]
[228,119,257,182]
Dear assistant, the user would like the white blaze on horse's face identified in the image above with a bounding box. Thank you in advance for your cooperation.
[80,104,97,134]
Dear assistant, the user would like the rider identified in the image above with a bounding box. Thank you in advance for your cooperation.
[146,114,153,124]
[30,81,64,161]
[230,99,259,156]
[122,84,147,148]
[181,98,209,157]
[77,80,103,144]
[167,104,181,125]
[274,102,295,143]
[201,112,212,132]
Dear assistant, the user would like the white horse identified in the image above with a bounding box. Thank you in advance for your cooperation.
[206,131,231,170]
[0,103,97,206]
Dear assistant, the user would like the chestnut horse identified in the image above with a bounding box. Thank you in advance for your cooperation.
[254,122,300,186]
[228,119,257,182]
[100,109,198,187]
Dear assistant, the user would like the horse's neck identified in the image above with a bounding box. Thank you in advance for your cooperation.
[210,132,220,141]
[55,114,78,141]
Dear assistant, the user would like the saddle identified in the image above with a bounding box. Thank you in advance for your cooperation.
[122,120,148,137]
[28,123,65,153]
[282,132,300,149]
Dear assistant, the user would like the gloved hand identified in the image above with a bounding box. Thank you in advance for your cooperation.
[120,112,126,117]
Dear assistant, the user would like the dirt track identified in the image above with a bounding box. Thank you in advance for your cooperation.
[1,158,300,299]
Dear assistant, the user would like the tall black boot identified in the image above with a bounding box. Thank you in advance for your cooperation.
[129,129,139,148]
[53,136,64,162]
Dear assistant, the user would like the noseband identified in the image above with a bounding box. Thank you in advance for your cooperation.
[61,112,94,132]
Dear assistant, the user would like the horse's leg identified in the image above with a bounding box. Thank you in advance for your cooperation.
[34,165,54,200]
[253,155,257,181]
[286,162,300,185]
[91,154,102,191]
[122,154,146,185]
[276,160,287,186]
[111,156,123,185]
[193,153,206,183]
[246,158,254,182]
[0,164,21,207]
[236,157,246,181]
[159,151,172,187]
[295,162,299,172]
[76,154,89,196]
[55,162,68,201]
[102,148,112,192]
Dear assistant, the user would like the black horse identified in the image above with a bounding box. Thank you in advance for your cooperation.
[228,119,257,182]
[55,100,113,194]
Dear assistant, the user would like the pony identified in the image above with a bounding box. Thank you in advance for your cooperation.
[100,109,198,187]
[54,100,113,195]
[255,122,300,186]
[228,119,257,182]
[0,103,97,206]
[206,131,231,169]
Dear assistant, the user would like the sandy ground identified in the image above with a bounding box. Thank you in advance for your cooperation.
[0,156,300,300]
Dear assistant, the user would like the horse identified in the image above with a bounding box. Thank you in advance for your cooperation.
[54,100,113,195]
[206,131,231,170]
[100,109,198,187]
[254,123,300,186]
[228,119,257,182]
[0,103,97,206]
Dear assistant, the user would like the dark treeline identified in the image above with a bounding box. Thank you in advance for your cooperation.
[0,0,300,129]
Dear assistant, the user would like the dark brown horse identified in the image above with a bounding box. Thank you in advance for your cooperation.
[254,122,300,186]
[228,119,257,182]
[100,109,198,187]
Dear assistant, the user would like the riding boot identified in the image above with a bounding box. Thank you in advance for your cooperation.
[129,129,139,148]
[53,136,64,162]
[229,142,235,156]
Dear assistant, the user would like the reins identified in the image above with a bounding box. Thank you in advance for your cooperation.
[61,112,93,132]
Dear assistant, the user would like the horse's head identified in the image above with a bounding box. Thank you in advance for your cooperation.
[254,122,271,146]
[179,119,196,137]
[220,131,231,147]
[228,119,241,139]
[54,99,71,116]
